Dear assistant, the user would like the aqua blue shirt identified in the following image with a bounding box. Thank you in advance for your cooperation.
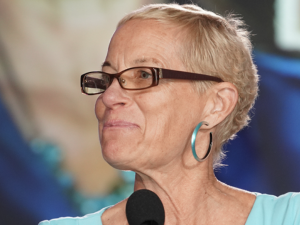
[39,192,300,225]
[246,192,300,225]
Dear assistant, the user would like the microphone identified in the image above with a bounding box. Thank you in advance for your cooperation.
[126,189,165,225]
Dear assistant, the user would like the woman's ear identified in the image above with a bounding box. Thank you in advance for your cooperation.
[203,82,238,128]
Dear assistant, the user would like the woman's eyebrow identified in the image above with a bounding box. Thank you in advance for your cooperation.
[133,57,162,67]
[101,58,162,71]
[101,61,118,71]
[101,61,111,68]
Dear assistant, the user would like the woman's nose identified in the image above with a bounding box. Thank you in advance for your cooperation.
[101,78,130,109]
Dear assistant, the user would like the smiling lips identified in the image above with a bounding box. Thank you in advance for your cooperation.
[103,120,139,130]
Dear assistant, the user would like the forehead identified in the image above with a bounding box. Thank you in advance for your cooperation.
[105,19,185,70]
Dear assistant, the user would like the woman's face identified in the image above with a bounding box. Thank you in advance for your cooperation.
[95,19,208,172]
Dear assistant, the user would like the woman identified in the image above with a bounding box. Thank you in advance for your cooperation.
[40,3,300,225]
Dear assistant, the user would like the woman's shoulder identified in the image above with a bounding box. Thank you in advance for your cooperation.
[38,207,110,225]
[101,198,128,225]
[246,192,300,225]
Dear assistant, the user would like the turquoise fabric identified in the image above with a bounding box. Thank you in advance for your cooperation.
[246,192,300,225]
[39,193,300,225]
[38,207,109,225]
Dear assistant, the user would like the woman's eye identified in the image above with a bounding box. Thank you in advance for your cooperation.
[140,71,152,79]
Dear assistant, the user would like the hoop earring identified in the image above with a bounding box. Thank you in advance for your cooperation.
[191,121,213,162]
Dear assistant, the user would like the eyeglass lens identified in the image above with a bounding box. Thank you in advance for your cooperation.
[83,67,154,94]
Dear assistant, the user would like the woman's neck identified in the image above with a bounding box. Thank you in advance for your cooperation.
[132,160,256,225]
[102,157,256,225]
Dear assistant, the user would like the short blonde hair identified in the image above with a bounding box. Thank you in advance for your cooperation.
[117,4,259,168]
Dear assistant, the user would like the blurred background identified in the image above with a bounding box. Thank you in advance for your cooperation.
[0,0,299,224]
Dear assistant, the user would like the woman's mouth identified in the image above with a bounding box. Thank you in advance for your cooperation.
[103,120,139,130]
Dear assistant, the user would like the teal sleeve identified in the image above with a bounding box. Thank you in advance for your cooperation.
[38,207,109,225]
[38,218,80,225]
[246,192,300,225]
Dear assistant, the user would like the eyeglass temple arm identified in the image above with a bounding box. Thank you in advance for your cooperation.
[160,68,223,82]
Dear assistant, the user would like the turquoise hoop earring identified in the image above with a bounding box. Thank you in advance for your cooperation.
[191,121,213,162]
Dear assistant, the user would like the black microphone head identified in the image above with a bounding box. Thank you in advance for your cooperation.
[126,189,165,225]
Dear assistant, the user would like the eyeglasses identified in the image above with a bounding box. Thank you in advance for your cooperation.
[80,67,223,95]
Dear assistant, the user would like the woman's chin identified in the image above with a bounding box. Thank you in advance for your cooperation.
[101,141,137,170]
[103,156,135,171]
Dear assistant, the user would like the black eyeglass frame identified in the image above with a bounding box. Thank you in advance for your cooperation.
[80,67,224,95]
